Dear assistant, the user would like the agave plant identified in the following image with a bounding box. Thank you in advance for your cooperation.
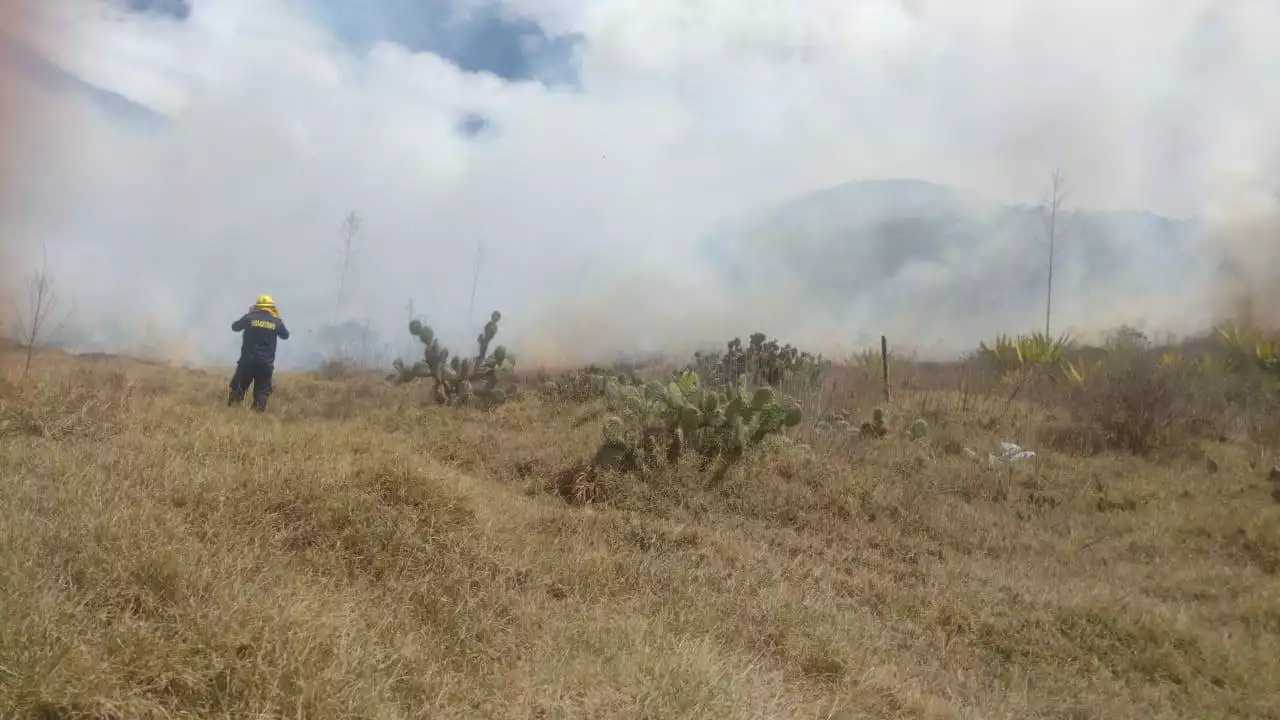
[1020,332,1072,365]
[1063,358,1087,385]
[1158,350,1184,370]
[1215,325,1280,377]
[978,334,1019,373]
[979,332,1075,379]
[1215,325,1255,349]
[1256,339,1280,376]
[1216,325,1258,372]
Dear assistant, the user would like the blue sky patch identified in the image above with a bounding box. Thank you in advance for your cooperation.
[118,0,582,84]
[12,1,581,133]
[307,0,582,85]
[124,0,192,20]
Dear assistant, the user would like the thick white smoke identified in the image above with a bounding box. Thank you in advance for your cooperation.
[0,0,1277,367]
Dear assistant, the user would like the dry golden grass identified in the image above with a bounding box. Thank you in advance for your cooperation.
[2,347,1279,719]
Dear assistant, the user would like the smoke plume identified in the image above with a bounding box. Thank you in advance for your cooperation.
[0,0,1278,368]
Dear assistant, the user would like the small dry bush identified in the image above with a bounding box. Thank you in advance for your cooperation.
[1039,351,1191,455]
[1037,348,1280,457]
[316,357,357,381]
[1217,373,1280,449]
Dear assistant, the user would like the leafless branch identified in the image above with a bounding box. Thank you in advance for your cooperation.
[13,243,71,379]
[334,211,362,324]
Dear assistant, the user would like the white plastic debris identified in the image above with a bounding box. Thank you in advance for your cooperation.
[988,441,1036,468]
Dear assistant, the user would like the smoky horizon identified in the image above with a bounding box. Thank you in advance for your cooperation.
[2,0,1278,371]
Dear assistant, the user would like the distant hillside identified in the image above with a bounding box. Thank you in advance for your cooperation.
[702,179,1205,348]
[0,33,167,129]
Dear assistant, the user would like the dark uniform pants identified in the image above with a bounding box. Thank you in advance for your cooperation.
[228,360,274,411]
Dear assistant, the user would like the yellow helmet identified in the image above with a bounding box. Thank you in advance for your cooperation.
[254,294,275,307]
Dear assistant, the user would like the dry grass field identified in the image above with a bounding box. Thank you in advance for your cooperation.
[1,342,1278,719]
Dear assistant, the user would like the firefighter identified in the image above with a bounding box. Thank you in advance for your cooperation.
[228,294,290,411]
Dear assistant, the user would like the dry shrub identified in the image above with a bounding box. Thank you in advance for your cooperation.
[930,425,968,456]
[1040,351,1213,456]
[1215,373,1280,449]
[317,358,356,381]
[552,463,609,506]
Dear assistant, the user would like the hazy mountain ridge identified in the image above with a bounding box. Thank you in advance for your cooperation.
[704,179,1206,349]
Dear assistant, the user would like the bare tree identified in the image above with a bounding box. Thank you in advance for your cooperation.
[334,211,362,324]
[1041,167,1069,337]
[14,243,70,379]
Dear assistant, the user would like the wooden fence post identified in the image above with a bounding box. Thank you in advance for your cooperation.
[881,335,891,402]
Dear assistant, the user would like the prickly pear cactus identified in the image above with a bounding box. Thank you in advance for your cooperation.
[908,417,929,441]
[594,370,803,481]
[691,332,830,390]
[389,311,518,407]
[538,364,646,405]
[860,407,889,438]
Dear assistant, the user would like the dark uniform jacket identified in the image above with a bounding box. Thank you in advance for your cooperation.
[232,309,290,366]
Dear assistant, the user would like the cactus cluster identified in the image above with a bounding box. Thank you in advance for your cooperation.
[693,333,829,390]
[595,370,802,480]
[387,311,519,406]
[537,365,644,404]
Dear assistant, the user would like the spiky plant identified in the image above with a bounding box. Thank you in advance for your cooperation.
[979,332,1076,381]
[387,311,518,406]
[1256,339,1280,377]
[1214,325,1280,378]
